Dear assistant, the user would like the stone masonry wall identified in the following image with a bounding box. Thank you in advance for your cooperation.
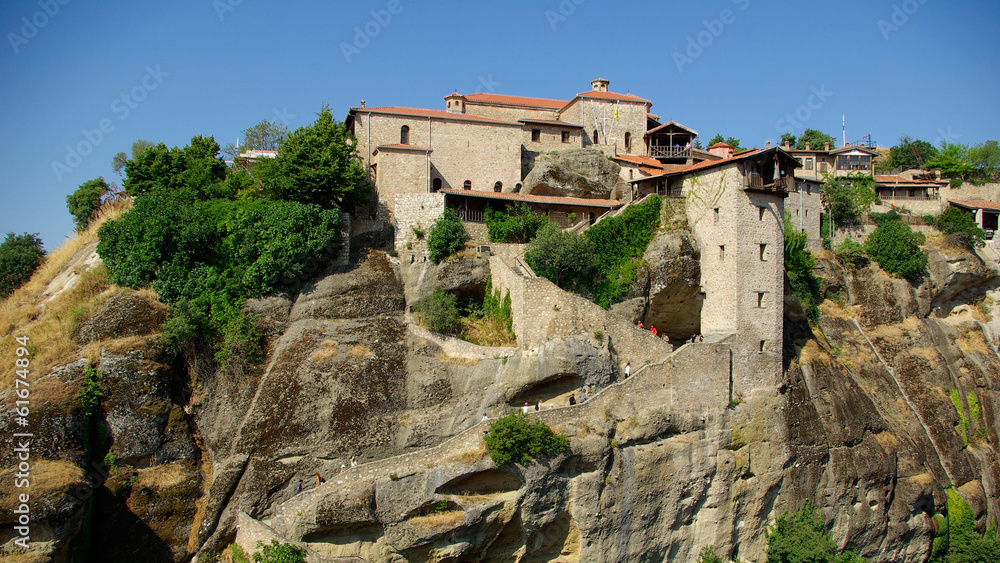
[377,148,428,216]
[787,184,823,249]
[394,193,445,262]
[521,124,583,154]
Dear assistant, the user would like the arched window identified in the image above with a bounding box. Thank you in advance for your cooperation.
[463,180,471,190]
[515,183,522,192]
[593,129,599,144]
[432,178,442,191]
[494,181,502,192]
[624,132,631,152]
[400,125,409,144]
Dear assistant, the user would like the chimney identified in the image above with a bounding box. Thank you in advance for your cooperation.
[784,140,790,149]
[766,141,771,149]
[805,142,811,151]
[824,142,830,151]
[360,99,366,108]
[591,78,610,92]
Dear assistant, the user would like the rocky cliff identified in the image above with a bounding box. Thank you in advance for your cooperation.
[1,225,998,562]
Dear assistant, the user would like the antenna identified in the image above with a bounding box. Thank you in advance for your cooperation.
[842,115,846,147]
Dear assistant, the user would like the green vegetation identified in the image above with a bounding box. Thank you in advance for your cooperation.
[524,222,595,288]
[864,211,927,282]
[765,502,866,563]
[889,136,938,171]
[949,388,971,445]
[222,119,290,162]
[79,364,105,417]
[697,546,725,563]
[707,133,745,152]
[66,177,110,231]
[484,202,548,243]
[929,488,1000,562]
[233,540,305,563]
[476,277,515,344]
[822,173,877,227]
[833,239,867,269]
[410,287,460,334]
[112,139,154,175]
[0,232,45,299]
[585,194,662,307]
[784,212,821,321]
[925,140,1000,183]
[781,128,837,151]
[931,207,986,249]
[427,207,468,264]
[484,412,567,466]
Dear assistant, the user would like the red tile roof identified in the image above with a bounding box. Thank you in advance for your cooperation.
[439,188,620,208]
[613,155,663,168]
[950,200,1000,212]
[639,166,663,176]
[463,93,566,109]
[352,106,518,124]
[629,149,765,181]
[573,91,650,103]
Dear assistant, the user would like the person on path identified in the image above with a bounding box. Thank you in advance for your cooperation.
[624,361,631,378]
[650,326,657,336]
[535,401,541,411]
[481,413,489,422]
[569,394,576,406]
[580,389,588,403]
[296,480,303,494]
[350,456,357,468]
[522,402,530,414]
[315,472,325,487]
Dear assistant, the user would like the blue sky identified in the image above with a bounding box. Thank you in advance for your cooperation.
[2,0,998,250]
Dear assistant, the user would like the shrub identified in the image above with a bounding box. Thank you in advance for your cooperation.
[784,213,821,321]
[766,501,866,563]
[251,540,306,563]
[929,488,1000,562]
[66,177,109,231]
[933,206,986,249]
[481,277,515,342]
[0,232,45,299]
[79,365,105,417]
[427,208,467,264]
[864,216,927,282]
[484,202,547,243]
[697,546,724,563]
[585,195,662,307]
[524,222,595,288]
[410,287,460,334]
[833,239,867,269]
[484,412,568,466]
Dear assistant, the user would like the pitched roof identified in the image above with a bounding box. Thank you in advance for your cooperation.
[462,92,567,109]
[349,106,519,125]
[628,148,772,182]
[646,120,699,136]
[829,145,879,155]
[439,188,621,208]
[613,155,663,168]
[573,91,650,103]
[875,174,944,186]
[949,200,1000,212]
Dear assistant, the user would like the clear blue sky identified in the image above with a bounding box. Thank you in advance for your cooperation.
[2,0,998,250]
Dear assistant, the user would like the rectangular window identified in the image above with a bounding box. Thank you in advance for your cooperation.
[804,209,809,217]
[714,208,720,223]
[561,131,570,143]
[719,245,725,260]
[757,292,766,308]
[759,243,768,261]
[805,157,814,170]
[531,129,540,142]
[820,162,828,172]
[759,340,766,352]
[795,209,799,216]
[759,206,766,221]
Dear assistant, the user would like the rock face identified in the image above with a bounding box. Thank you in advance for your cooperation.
[520,148,624,199]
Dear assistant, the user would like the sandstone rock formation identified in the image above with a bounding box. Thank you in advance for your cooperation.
[519,148,624,200]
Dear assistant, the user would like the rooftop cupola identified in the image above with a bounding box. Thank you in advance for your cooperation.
[591,78,609,92]
[444,92,466,114]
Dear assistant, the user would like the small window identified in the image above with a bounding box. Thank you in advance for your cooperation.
[719,245,725,261]
[531,129,540,142]
[447,101,451,108]
[820,162,828,172]
[400,125,409,144]
[759,243,767,261]
[795,209,799,217]
[624,132,631,151]
[805,157,814,170]
[806,184,811,195]
[561,131,570,143]
[804,209,808,217]
[593,129,599,144]
[759,206,766,221]
[714,208,720,223]
[463,180,471,190]
[757,292,766,308]
[432,178,442,191]
[494,181,502,193]
[759,340,766,352]
[629,169,634,180]
[515,183,522,191]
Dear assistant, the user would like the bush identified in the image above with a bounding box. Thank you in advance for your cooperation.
[524,222,595,288]
[933,206,986,249]
[481,277,515,342]
[484,412,567,466]
[79,365,105,417]
[697,546,724,563]
[784,213,821,321]
[251,540,305,563]
[833,239,867,269]
[410,287,460,334]
[66,177,109,231]
[929,488,1000,562]
[766,501,866,563]
[427,208,467,264]
[864,216,927,282]
[585,195,662,307]
[0,232,45,299]
[484,202,548,243]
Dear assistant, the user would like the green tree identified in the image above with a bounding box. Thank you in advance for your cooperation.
[111,139,154,175]
[933,206,985,249]
[410,287,460,334]
[427,207,467,264]
[66,177,110,231]
[795,129,837,151]
[254,106,368,208]
[484,412,568,466]
[484,202,547,243]
[707,134,744,152]
[930,488,1000,563]
[697,546,725,563]
[122,136,227,197]
[925,142,977,182]
[222,119,290,161]
[970,140,1000,180]
[821,174,877,227]
[584,194,662,307]
[251,540,305,563]
[784,212,820,321]
[524,222,595,287]
[781,132,797,148]
[766,502,866,563]
[864,212,927,282]
[889,136,938,170]
[0,232,45,299]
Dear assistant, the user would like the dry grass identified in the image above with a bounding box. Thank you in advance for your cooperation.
[909,346,940,368]
[443,445,488,465]
[347,343,374,358]
[407,509,465,530]
[459,316,515,347]
[434,352,482,366]
[924,233,966,256]
[0,459,85,512]
[797,338,831,367]
[906,472,935,486]
[818,299,856,320]
[874,431,899,449]
[957,328,990,356]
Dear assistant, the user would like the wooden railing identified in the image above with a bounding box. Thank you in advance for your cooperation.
[877,193,940,201]
[458,209,484,223]
[744,173,791,191]
[649,146,692,159]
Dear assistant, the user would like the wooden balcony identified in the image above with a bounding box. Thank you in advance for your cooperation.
[649,146,692,159]
[744,173,791,192]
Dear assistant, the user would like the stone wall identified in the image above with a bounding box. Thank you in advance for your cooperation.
[376,148,429,216]
[464,103,559,122]
[563,97,647,157]
[787,184,823,249]
[521,123,583,153]
[393,193,445,262]
[940,181,1000,203]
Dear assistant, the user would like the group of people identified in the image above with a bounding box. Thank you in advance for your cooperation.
[637,321,670,343]
[689,334,704,343]
[295,457,359,494]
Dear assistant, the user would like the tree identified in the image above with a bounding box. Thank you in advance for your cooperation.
[925,142,976,182]
[410,287,460,333]
[484,202,547,243]
[122,136,227,198]
[112,139,154,175]
[821,174,877,227]
[66,177,110,231]
[795,129,837,151]
[889,136,937,170]
[222,119,290,161]
[970,140,1000,180]
[864,212,927,282]
[780,132,797,148]
[484,412,567,466]
[0,232,45,299]
[933,206,985,249]
[697,546,724,563]
[254,106,368,209]
[707,134,744,151]
[785,212,820,321]
[524,222,595,287]
[427,207,467,264]
[766,502,866,563]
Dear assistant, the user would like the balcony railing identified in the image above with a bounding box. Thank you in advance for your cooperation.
[744,173,791,191]
[457,209,484,223]
[649,146,692,159]
[877,193,940,201]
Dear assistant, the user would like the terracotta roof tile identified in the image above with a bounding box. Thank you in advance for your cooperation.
[613,155,663,168]
[573,91,650,103]
[950,200,1000,212]
[439,189,620,208]
[352,106,518,124]
[462,93,567,109]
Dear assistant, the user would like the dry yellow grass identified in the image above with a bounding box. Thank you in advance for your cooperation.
[874,431,899,449]
[906,472,935,486]
[818,299,856,320]
[407,509,465,530]
[443,445,488,465]
[797,338,831,367]
[957,328,990,356]
[0,459,85,512]
[347,343,374,358]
